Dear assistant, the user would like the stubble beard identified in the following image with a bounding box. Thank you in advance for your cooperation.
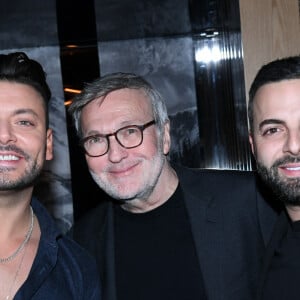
[90,144,166,202]
[256,156,300,206]
[0,145,44,191]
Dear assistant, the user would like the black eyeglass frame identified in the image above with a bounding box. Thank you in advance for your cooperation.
[80,120,156,157]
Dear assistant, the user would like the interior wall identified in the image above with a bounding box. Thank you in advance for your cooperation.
[239,0,300,101]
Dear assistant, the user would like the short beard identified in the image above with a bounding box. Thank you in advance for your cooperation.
[0,161,42,191]
[0,145,44,191]
[256,156,300,206]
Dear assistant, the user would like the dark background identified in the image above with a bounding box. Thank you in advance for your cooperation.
[0,0,251,222]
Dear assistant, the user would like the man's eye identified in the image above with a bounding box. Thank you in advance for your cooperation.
[124,127,139,136]
[18,120,34,126]
[262,127,280,136]
[87,136,104,144]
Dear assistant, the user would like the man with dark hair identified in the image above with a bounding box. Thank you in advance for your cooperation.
[0,52,101,299]
[248,55,300,299]
[69,72,277,300]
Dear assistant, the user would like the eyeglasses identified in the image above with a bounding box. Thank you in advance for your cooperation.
[81,120,156,157]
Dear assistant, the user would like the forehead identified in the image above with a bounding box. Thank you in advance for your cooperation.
[82,88,153,122]
[0,80,45,109]
[253,79,300,121]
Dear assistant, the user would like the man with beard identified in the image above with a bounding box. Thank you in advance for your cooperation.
[69,72,277,300]
[248,55,300,300]
[0,52,101,299]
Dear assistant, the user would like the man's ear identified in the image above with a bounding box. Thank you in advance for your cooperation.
[249,132,255,155]
[162,121,171,155]
[45,128,53,161]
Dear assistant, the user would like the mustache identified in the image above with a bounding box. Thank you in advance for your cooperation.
[272,156,300,168]
[0,145,29,160]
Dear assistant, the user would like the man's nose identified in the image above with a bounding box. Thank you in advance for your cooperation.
[283,130,300,155]
[107,135,128,162]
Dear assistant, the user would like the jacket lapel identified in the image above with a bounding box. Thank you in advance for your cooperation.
[175,165,224,300]
[257,211,289,300]
[184,189,224,300]
[256,180,280,246]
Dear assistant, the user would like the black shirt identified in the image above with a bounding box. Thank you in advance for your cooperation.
[114,184,207,300]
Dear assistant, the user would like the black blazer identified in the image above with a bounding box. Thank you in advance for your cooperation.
[72,165,278,300]
[257,211,289,300]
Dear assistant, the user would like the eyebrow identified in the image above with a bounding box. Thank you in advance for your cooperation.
[258,119,285,130]
[84,121,142,137]
[14,108,40,118]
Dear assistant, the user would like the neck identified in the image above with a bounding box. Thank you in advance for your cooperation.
[0,186,33,208]
[0,188,33,240]
[286,205,300,222]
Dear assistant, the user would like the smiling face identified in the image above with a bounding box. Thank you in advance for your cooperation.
[249,79,300,205]
[81,88,170,203]
[0,81,53,192]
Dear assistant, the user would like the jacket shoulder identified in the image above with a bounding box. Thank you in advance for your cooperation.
[55,235,102,299]
[68,200,109,248]
[174,164,257,191]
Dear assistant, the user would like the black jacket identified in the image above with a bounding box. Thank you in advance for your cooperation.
[71,165,278,300]
[257,211,291,300]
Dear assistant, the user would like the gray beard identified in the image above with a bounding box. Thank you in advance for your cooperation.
[256,156,300,206]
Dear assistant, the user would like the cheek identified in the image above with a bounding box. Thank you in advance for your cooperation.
[138,143,159,160]
[142,133,162,155]
[20,134,46,154]
[85,156,106,172]
[255,140,280,166]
